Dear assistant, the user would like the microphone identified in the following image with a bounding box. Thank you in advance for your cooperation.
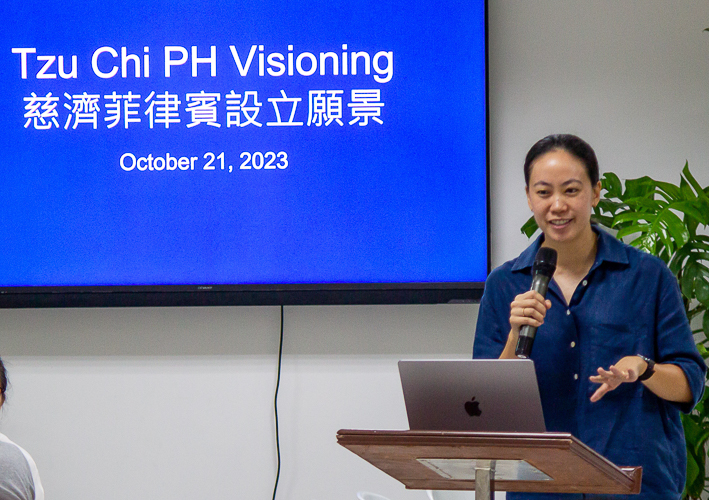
[515,247,557,359]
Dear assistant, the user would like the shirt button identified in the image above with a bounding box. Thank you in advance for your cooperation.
[582,280,588,286]
[574,374,579,380]
[570,341,576,348]
[566,309,571,316]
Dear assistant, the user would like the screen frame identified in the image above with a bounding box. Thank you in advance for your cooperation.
[0,282,486,308]
[0,0,490,309]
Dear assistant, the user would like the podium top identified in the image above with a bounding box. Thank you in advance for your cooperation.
[337,429,641,495]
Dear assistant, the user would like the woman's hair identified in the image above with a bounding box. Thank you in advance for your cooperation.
[523,134,600,186]
[0,356,7,405]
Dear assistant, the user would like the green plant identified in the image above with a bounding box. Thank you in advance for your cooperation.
[521,163,709,499]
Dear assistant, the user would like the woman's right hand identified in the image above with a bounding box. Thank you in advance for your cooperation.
[510,290,552,337]
[500,290,552,358]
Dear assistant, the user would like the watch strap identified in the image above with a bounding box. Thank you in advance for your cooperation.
[637,354,656,381]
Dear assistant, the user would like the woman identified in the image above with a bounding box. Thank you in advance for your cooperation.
[0,357,44,500]
[473,134,706,499]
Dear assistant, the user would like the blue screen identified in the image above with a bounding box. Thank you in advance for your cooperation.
[0,0,487,291]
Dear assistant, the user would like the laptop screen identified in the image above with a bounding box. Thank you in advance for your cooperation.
[398,359,546,433]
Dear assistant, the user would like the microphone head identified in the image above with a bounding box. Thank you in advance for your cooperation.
[532,247,557,278]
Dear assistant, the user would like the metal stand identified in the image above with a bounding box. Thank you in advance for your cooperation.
[474,460,495,500]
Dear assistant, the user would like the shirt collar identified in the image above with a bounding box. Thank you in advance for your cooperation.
[511,225,629,274]
[510,233,545,272]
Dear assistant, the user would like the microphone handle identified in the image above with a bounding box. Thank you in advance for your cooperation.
[515,274,552,358]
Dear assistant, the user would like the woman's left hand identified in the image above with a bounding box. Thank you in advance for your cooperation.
[589,356,647,402]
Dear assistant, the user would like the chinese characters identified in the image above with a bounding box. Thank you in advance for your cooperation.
[22,88,385,130]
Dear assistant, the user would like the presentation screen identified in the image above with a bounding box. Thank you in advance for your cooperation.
[0,0,489,307]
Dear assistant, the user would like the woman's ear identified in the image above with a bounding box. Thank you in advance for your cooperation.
[592,181,601,207]
[526,186,533,211]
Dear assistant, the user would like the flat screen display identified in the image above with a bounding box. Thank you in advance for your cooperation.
[0,0,488,307]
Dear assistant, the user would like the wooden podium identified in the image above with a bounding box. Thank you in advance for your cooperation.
[337,430,642,499]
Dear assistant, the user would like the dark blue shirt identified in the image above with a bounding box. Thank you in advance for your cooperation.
[473,228,706,500]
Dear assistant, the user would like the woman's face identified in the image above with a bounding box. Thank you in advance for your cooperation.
[526,149,601,246]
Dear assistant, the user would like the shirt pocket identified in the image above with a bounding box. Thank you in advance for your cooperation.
[586,322,647,400]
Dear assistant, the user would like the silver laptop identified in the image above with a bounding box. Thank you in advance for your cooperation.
[398,359,546,432]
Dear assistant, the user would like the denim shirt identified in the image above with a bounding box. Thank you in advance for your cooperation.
[473,228,706,500]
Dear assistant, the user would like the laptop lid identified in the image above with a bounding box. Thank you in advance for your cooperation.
[398,359,546,433]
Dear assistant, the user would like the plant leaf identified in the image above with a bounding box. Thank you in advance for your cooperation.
[521,216,538,238]
[669,244,709,276]
[682,263,699,299]
[687,216,699,238]
[612,211,656,226]
[683,414,707,498]
[654,180,683,202]
[680,175,697,202]
[629,197,669,211]
[596,199,627,214]
[683,163,709,203]
[668,201,709,226]
[697,278,709,304]
[616,223,651,241]
[625,176,656,198]
[629,232,659,255]
[659,209,690,249]
[602,172,623,198]
[621,194,663,210]
[592,214,615,229]
[682,262,709,300]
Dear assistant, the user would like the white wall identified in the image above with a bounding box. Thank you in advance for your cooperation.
[1,305,476,500]
[488,0,709,264]
[1,2,708,500]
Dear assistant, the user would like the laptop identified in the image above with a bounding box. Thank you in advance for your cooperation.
[398,359,546,433]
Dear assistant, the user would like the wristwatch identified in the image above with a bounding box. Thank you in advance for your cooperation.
[637,354,656,381]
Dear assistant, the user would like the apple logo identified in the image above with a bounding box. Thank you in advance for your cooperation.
[464,396,482,417]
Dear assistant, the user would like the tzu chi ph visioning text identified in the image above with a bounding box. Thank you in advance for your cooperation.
[12,45,395,83]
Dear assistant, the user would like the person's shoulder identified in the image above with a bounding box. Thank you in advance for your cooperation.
[0,435,33,474]
[486,256,522,283]
[483,254,531,302]
[620,238,667,268]
[488,236,541,280]
[598,228,673,277]
[0,433,28,458]
[488,258,515,277]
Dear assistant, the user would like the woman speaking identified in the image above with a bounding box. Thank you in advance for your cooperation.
[473,134,706,499]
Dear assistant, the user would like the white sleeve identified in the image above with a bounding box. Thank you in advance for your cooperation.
[0,433,44,500]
